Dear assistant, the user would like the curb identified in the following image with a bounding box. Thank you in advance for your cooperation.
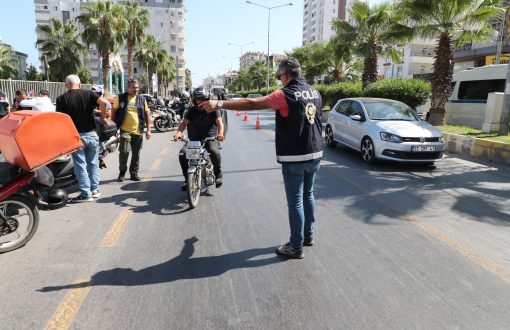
[443,133,510,166]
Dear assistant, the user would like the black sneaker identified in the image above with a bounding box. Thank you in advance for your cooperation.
[130,174,141,181]
[303,235,314,246]
[215,176,223,188]
[275,242,303,259]
[118,172,126,182]
[71,195,93,203]
[181,182,187,191]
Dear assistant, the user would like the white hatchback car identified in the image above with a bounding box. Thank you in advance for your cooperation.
[325,98,445,164]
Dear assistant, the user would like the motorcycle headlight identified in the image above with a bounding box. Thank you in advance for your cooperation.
[380,132,402,143]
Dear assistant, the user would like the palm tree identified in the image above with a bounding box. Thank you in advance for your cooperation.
[36,18,86,82]
[155,50,176,96]
[333,2,414,88]
[77,1,128,95]
[0,42,18,79]
[400,0,503,125]
[288,40,362,84]
[135,35,163,94]
[125,1,149,79]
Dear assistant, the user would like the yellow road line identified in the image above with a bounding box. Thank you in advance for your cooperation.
[100,209,133,248]
[44,279,91,330]
[324,165,510,283]
[159,147,169,156]
[149,158,162,171]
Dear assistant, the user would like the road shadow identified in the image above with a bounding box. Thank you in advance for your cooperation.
[96,180,193,215]
[38,237,283,292]
[317,143,510,226]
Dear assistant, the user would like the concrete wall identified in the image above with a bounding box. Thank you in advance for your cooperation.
[444,133,510,165]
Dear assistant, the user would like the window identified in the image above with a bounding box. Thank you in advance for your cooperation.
[335,100,351,114]
[350,102,364,117]
[44,5,48,9]
[62,11,70,23]
[458,79,506,100]
[171,45,176,53]
[160,22,164,27]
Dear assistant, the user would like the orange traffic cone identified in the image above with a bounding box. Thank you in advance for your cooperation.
[243,112,248,121]
[255,116,261,129]
[236,110,240,116]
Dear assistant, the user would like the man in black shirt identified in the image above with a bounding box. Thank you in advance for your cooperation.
[56,74,108,202]
[173,86,224,190]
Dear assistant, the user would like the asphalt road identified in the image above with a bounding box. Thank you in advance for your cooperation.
[1,110,510,330]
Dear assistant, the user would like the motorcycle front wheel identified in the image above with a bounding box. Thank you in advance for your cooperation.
[0,195,39,253]
[186,171,201,208]
[154,117,170,132]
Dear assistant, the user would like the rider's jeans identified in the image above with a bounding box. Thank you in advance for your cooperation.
[71,131,100,198]
[281,159,321,249]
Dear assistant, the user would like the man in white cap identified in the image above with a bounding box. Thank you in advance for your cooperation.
[56,74,108,202]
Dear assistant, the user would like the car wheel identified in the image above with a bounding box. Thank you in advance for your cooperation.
[325,125,337,147]
[361,137,377,164]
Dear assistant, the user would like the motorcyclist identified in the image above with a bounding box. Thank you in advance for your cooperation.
[173,86,224,190]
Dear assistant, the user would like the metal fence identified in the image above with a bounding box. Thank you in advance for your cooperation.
[0,79,92,103]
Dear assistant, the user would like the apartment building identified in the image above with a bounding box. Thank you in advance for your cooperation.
[239,51,285,71]
[378,39,436,80]
[33,0,186,93]
[302,0,351,45]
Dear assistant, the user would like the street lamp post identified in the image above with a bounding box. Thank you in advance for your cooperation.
[227,41,254,69]
[246,1,293,92]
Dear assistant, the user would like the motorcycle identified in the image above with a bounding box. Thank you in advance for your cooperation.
[154,106,182,132]
[0,163,49,253]
[95,115,119,169]
[182,136,217,208]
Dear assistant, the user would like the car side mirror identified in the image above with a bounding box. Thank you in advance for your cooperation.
[350,114,363,121]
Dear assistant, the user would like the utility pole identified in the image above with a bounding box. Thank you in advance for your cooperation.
[43,54,50,81]
[500,9,510,135]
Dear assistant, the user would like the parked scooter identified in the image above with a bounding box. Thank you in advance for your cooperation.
[0,163,48,253]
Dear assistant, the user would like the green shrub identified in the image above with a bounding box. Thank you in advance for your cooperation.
[363,79,431,109]
[316,82,363,107]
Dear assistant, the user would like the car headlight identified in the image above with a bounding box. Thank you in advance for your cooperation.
[439,136,445,143]
[380,132,402,143]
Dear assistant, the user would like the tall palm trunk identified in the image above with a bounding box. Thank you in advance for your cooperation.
[127,38,134,79]
[428,32,453,125]
[146,64,151,95]
[362,55,378,89]
[102,52,110,96]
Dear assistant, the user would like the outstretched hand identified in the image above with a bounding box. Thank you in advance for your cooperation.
[199,100,217,113]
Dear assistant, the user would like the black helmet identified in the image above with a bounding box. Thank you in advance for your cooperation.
[192,86,210,100]
[46,189,68,210]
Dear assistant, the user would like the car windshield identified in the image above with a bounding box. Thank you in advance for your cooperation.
[231,94,243,98]
[248,94,263,98]
[364,101,420,121]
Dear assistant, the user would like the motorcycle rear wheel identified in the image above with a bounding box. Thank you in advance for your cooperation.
[186,172,201,208]
[0,195,39,253]
[154,117,170,132]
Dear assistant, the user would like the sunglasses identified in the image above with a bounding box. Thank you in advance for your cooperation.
[276,72,286,80]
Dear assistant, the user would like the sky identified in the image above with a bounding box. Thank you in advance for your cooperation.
[1,0,382,85]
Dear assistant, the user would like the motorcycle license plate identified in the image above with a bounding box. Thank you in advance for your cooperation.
[412,146,435,152]
[186,149,200,159]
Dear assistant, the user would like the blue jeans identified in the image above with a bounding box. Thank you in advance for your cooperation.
[71,131,100,198]
[281,159,321,249]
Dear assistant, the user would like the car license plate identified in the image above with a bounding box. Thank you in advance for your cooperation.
[412,146,435,152]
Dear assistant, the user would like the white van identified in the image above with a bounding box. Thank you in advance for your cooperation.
[422,64,507,128]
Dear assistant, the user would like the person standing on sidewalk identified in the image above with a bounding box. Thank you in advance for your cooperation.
[56,74,108,202]
[199,58,322,259]
[111,79,151,182]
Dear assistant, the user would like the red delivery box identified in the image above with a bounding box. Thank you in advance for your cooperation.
[0,111,83,170]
